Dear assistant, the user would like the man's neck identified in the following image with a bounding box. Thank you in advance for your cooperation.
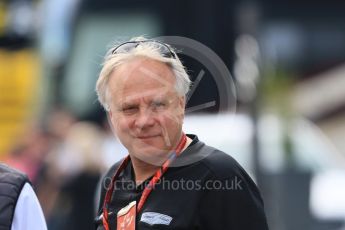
[131,136,193,185]
[131,157,159,185]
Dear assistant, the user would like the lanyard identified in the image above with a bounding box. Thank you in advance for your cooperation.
[102,133,187,230]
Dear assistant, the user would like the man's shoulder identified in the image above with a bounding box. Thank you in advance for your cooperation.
[0,163,29,180]
[101,159,124,187]
[180,136,252,181]
[196,144,263,199]
[197,144,251,181]
[0,163,30,191]
[96,159,124,215]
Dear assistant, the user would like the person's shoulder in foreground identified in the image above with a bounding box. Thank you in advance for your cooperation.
[0,163,47,230]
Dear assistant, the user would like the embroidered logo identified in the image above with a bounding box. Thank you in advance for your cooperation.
[140,212,173,226]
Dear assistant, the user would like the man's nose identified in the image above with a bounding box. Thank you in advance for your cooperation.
[134,108,155,129]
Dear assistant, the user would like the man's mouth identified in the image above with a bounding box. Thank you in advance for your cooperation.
[137,134,160,139]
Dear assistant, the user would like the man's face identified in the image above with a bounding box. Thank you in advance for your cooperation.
[108,57,186,165]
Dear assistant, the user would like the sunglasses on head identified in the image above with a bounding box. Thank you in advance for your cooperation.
[111,40,177,59]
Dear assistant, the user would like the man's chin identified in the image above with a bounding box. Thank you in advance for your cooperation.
[131,145,170,166]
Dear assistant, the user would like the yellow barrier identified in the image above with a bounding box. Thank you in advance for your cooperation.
[0,49,40,156]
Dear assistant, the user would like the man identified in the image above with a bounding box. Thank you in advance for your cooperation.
[0,163,47,230]
[95,37,269,229]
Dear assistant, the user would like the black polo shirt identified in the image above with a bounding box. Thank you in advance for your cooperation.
[96,134,268,229]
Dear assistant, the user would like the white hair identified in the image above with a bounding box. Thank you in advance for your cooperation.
[95,36,191,111]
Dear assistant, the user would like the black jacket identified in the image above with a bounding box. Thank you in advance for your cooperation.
[0,163,29,230]
[95,135,269,230]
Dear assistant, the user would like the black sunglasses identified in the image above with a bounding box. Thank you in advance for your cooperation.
[111,40,177,59]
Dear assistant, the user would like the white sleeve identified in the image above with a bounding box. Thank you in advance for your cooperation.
[11,183,47,230]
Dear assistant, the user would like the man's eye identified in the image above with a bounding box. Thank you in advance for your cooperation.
[122,106,138,114]
[151,101,166,110]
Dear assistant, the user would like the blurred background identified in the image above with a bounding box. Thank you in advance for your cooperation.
[1,0,345,229]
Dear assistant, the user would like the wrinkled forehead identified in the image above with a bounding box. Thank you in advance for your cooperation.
[108,57,177,103]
